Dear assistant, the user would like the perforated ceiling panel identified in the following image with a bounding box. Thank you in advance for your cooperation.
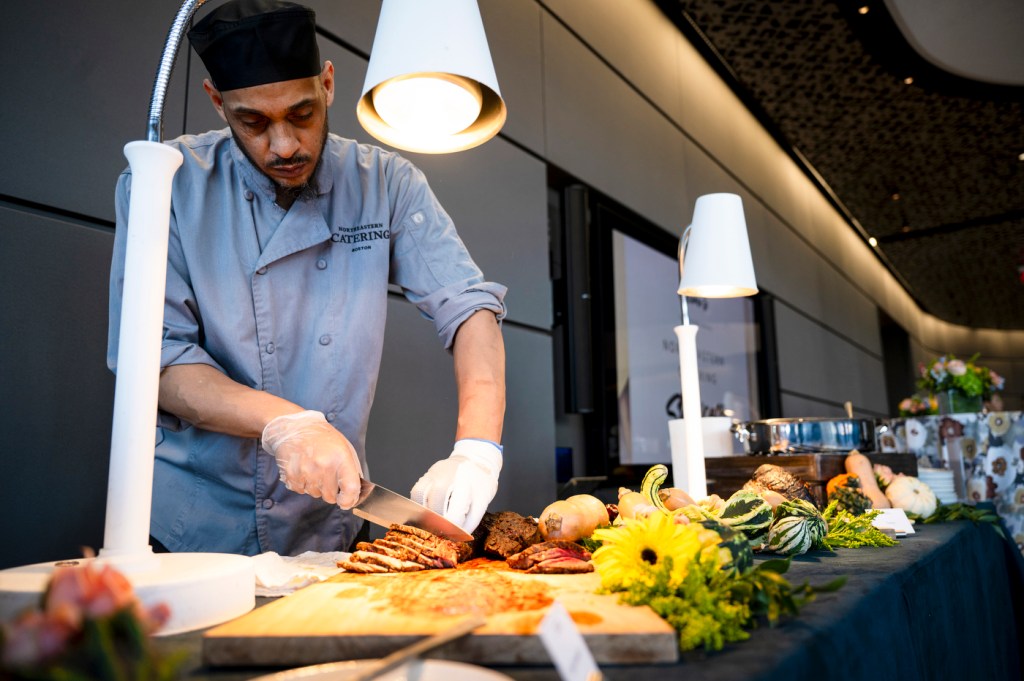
[657,0,1024,330]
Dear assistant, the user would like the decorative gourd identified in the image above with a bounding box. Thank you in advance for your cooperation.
[884,475,937,518]
[701,519,754,576]
[641,464,670,513]
[765,515,813,556]
[717,490,774,538]
[773,498,827,544]
[844,451,890,508]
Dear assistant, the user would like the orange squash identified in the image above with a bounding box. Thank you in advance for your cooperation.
[826,473,856,498]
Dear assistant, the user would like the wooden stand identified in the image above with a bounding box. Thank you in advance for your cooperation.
[705,453,917,507]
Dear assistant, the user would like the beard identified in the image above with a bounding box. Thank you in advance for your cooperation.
[232,118,329,203]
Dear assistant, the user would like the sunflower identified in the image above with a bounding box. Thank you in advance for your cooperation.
[591,512,718,591]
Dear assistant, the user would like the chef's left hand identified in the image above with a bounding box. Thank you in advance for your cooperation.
[411,439,502,533]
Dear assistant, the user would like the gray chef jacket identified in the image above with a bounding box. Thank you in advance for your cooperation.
[107,129,507,556]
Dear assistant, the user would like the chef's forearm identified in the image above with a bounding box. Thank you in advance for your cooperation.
[452,310,506,443]
[158,363,303,438]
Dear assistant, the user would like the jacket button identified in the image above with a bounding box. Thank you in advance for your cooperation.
[266,342,275,354]
[244,190,254,201]
[326,412,336,421]
[317,259,328,270]
[257,266,268,275]
[319,335,331,345]
[261,498,274,509]
[412,211,425,224]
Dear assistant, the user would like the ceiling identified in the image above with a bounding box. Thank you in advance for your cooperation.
[654,0,1024,331]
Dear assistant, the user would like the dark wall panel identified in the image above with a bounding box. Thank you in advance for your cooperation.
[0,206,114,568]
[0,0,189,222]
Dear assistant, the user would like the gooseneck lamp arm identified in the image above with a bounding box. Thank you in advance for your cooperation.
[677,225,692,326]
[146,0,208,142]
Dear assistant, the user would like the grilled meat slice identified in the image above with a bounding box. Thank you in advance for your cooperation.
[506,541,588,569]
[337,559,389,574]
[355,540,429,566]
[507,541,591,571]
[373,539,447,568]
[350,550,425,572]
[525,557,594,574]
[384,527,459,568]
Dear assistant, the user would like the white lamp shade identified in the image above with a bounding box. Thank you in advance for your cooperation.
[678,193,758,298]
[357,0,506,154]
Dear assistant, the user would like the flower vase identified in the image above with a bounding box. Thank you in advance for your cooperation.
[936,390,982,415]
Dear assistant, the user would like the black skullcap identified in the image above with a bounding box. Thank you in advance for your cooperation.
[188,0,320,91]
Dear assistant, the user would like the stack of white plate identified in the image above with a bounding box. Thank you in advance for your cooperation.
[917,468,957,505]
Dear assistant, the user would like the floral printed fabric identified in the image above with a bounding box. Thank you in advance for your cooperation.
[880,411,1024,555]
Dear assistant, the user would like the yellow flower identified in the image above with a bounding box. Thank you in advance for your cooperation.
[591,512,719,590]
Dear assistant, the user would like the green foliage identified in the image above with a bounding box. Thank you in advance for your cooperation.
[816,500,899,549]
[912,503,1004,538]
[612,554,844,652]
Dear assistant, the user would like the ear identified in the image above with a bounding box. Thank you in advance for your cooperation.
[320,61,335,108]
[203,79,228,122]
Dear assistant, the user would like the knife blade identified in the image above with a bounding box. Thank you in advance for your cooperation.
[352,478,473,542]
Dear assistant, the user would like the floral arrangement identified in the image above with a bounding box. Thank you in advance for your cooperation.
[897,394,938,417]
[0,560,181,681]
[590,512,843,651]
[917,353,1004,400]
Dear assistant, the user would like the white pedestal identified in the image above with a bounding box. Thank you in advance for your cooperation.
[0,553,254,636]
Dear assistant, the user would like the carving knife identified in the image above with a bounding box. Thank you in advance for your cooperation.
[352,478,473,542]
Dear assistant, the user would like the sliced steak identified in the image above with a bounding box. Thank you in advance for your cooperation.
[337,559,389,574]
[350,550,425,572]
[507,541,591,570]
[525,557,594,574]
[384,529,458,568]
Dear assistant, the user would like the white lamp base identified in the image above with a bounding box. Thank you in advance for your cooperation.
[0,553,254,636]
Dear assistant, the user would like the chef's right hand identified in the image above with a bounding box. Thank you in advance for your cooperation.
[261,410,362,508]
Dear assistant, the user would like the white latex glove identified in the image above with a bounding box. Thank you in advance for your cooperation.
[261,410,362,508]
[410,439,502,533]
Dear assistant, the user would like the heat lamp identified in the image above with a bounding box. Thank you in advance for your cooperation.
[672,193,758,499]
[356,0,506,153]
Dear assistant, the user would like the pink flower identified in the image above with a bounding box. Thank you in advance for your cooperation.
[45,563,136,625]
[947,359,966,376]
[1,610,74,668]
[899,398,913,412]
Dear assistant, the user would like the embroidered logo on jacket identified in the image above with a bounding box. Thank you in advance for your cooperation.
[332,223,390,252]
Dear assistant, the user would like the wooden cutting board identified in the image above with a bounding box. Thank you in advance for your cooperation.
[202,559,678,667]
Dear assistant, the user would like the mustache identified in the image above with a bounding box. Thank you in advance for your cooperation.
[268,154,313,168]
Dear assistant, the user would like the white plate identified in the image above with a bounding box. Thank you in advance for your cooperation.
[251,659,514,681]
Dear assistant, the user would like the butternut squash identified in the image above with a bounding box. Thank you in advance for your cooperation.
[844,451,890,508]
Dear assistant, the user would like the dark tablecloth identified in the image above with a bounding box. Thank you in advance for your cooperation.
[157,520,1024,681]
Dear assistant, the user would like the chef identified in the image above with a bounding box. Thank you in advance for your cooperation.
[106,0,507,556]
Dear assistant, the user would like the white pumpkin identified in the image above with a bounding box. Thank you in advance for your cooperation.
[884,475,937,517]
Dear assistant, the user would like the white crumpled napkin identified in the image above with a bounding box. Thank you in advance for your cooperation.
[253,550,350,597]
